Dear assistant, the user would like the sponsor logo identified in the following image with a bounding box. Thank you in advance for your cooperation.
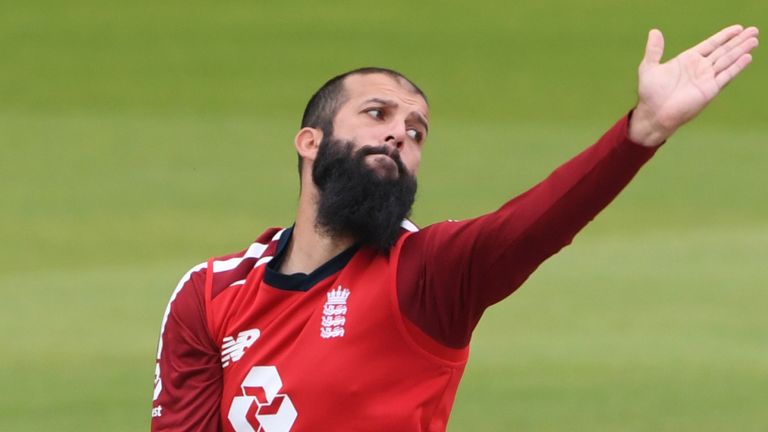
[222,329,261,368]
[228,366,297,432]
[151,405,163,418]
[321,286,350,339]
[153,363,162,401]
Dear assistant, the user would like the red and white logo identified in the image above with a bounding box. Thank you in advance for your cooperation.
[228,366,297,432]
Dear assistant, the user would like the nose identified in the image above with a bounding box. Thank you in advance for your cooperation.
[384,135,402,151]
[384,123,406,150]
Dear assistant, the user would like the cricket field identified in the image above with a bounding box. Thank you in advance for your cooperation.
[1,1,766,430]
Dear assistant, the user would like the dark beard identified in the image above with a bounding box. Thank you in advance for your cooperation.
[311,136,417,252]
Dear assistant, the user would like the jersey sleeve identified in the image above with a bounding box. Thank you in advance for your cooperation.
[151,264,223,431]
[397,113,660,348]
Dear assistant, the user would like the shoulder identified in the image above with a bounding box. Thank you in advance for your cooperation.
[207,227,288,300]
[400,218,467,251]
[159,227,289,342]
[165,226,288,313]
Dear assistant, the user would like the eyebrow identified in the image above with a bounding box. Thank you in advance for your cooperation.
[362,97,430,134]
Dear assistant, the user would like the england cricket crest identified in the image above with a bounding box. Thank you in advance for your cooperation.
[320,285,350,338]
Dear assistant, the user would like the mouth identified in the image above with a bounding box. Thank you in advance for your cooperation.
[365,153,399,178]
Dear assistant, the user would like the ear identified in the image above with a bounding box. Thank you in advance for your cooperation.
[294,127,323,162]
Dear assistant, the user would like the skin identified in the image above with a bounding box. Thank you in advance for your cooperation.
[285,73,429,275]
[283,24,759,276]
[629,25,759,146]
[327,74,430,179]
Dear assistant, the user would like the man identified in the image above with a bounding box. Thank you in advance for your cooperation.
[151,25,758,431]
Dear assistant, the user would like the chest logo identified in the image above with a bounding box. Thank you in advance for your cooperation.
[321,285,350,339]
[228,366,297,432]
[222,328,261,368]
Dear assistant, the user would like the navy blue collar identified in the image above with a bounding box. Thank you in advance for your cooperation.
[264,226,360,292]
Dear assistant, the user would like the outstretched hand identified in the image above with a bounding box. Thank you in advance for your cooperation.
[628,25,759,147]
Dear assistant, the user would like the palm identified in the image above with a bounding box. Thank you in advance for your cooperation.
[640,52,720,130]
[634,25,759,139]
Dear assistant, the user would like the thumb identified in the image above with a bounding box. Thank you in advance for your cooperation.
[642,28,665,65]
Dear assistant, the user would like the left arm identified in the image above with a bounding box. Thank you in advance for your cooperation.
[396,24,759,349]
[398,113,655,349]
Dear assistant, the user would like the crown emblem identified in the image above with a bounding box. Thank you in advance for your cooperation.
[326,286,350,305]
[321,286,350,339]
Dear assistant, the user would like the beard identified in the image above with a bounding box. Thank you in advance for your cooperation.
[311,135,417,252]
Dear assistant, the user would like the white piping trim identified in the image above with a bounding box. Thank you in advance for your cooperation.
[156,262,207,359]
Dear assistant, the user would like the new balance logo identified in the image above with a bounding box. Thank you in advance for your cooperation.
[222,329,261,367]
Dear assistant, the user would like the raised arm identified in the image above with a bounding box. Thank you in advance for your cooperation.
[397,25,760,350]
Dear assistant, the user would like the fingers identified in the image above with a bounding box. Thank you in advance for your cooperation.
[713,34,759,74]
[694,25,744,56]
[715,53,754,88]
[709,26,760,66]
[642,29,665,65]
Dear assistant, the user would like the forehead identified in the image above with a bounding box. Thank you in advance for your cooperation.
[341,73,429,117]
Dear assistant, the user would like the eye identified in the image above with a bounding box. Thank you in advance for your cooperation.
[365,108,383,119]
[407,128,424,142]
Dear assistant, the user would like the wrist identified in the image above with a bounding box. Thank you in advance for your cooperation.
[628,103,673,147]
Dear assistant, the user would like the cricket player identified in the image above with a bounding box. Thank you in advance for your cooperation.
[152,25,759,431]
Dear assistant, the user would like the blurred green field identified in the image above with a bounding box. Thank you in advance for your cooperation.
[1,1,766,431]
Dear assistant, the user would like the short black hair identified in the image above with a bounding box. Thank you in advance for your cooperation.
[298,67,427,176]
[301,67,427,133]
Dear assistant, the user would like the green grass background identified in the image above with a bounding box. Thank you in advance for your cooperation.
[1,1,766,430]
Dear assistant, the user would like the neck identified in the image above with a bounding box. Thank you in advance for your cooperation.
[278,186,354,275]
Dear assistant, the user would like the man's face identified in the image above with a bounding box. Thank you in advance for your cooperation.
[308,73,428,251]
[328,73,429,179]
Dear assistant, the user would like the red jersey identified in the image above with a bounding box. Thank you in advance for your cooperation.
[152,115,658,431]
